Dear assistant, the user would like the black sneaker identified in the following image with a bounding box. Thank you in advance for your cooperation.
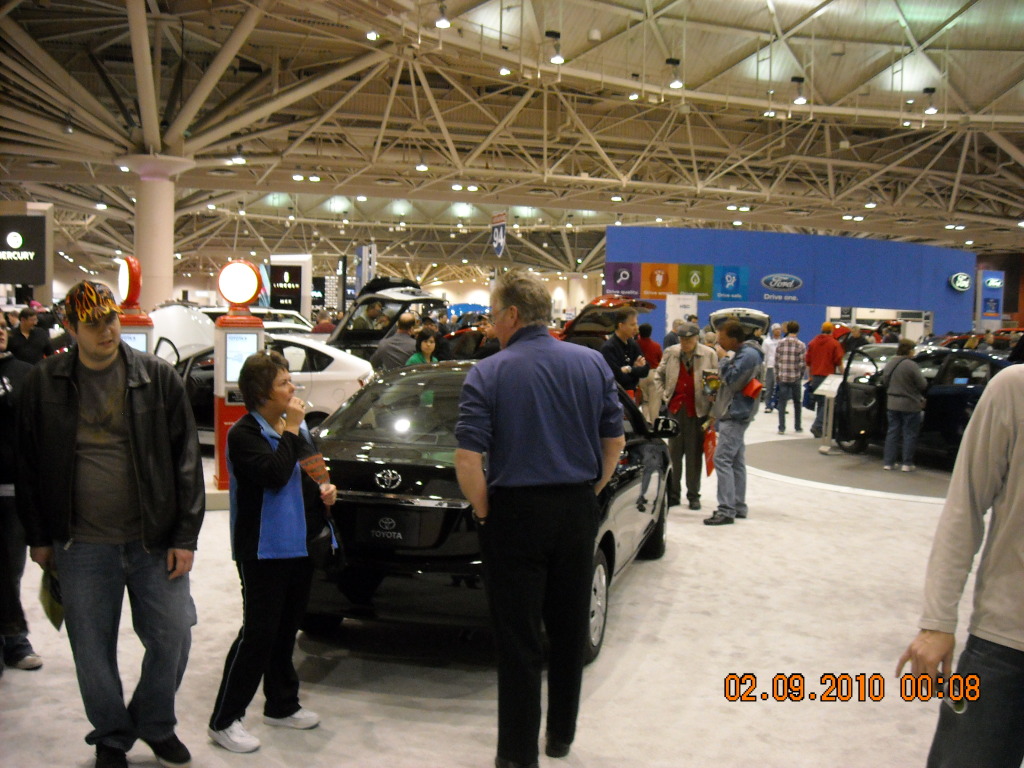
[95,745,128,768]
[142,734,192,768]
[545,733,572,758]
[703,513,734,526]
[688,499,701,510]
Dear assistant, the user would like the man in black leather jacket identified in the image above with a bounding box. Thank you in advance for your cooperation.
[16,281,204,768]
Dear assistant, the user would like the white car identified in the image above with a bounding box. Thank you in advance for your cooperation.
[175,332,373,444]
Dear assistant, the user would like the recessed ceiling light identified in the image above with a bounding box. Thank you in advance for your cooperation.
[356,195,367,202]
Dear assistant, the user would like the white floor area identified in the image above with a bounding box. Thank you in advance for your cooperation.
[0,414,968,767]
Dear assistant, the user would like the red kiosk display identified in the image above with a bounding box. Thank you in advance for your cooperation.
[117,255,154,352]
[213,261,265,491]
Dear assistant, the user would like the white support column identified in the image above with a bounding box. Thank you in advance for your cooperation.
[117,154,195,310]
[566,272,596,314]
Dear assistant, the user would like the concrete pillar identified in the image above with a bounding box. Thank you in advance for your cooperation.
[117,155,195,310]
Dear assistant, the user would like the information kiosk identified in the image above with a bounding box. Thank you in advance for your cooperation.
[213,260,264,490]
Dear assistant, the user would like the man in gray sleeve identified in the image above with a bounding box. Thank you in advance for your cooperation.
[896,362,1024,768]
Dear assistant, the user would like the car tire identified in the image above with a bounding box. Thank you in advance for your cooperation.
[584,548,610,664]
[637,484,668,561]
[836,436,868,454]
[299,612,342,636]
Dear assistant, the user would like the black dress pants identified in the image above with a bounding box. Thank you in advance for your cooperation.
[479,484,599,765]
[209,556,314,730]
[667,411,704,505]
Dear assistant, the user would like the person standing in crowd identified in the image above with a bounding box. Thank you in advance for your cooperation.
[655,322,717,510]
[880,338,927,472]
[473,315,501,359]
[704,320,763,527]
[406,329,439,365]
[636,323,663,423]
[774,321,806,434]
[842,325,869,353]
[455,269,624,768]
[976,331,995,351]
[16,281,203,768]
[897,361,1024,768]
[8,307,53,364]
[882,325,901,344]
[369,312,417,372]
[761,323,782,413]
[208,351,336,754]
[0,318,41,675]
[601,307,648,395]
[310,310,335,333]
[663,317,685,350]
[805,322,844,438]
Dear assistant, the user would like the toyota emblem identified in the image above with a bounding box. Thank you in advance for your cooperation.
[374,469,402,489]
[379,517,397,531]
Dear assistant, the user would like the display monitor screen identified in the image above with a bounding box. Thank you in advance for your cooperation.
[225,333,259,384]
[121,332,148,353]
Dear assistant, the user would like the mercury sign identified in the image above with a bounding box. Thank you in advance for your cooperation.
[0,215,47,285]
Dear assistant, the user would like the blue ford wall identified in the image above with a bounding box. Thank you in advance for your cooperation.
[606,227,975,339]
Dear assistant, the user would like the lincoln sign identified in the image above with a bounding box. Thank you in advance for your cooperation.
[0,215,46,285]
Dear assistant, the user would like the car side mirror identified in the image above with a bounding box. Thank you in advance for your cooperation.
[651,415,680,438]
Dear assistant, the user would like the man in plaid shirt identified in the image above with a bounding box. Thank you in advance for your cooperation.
[773,321,806,434]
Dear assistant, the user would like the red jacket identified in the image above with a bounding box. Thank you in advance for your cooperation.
[805,333,843,376]
[636,336,662,370]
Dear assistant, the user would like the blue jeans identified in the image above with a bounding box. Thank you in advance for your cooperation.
[926,635,1024,768]
[714,419,750,519]
[776,381,802,431]
[54,540,197,751]
[883,410,923,466]
[809,375,827,434]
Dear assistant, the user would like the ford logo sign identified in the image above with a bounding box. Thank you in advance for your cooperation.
[760,273,803,291]
[374,469,402,490]
[949,272,971,292]
[985,277,1004,289]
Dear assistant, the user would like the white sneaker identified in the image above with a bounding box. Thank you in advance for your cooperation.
[11,653,43,670]
[901,464,915,472]
[264,708,320,730]
[208,720,260,753]
[883,464,894,471]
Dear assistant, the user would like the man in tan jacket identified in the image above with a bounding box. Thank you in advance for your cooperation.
[655,323,718,510]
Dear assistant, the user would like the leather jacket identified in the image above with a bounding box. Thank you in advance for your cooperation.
[16,342,205,551]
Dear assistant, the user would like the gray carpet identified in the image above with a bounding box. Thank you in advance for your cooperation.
[1,415,962,767]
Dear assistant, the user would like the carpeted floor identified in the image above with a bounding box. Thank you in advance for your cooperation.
[0,414,967,767]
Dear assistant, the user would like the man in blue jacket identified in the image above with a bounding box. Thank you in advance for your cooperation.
[705,320,763,526]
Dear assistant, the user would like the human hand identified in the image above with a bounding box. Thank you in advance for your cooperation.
[635,355,646,368]
[30,546,55,571]
[166,548,194,580]
[895,629,955,681]
[284,396,306,430]
[320,483,338,507]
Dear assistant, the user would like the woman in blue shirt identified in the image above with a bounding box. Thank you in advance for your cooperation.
[208,351,336,754]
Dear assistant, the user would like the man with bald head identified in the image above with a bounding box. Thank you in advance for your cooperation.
[369,312,418,371]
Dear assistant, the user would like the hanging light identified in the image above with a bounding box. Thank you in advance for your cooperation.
[499,66,511,76]
[923,87,938,115]
[366,30,379,41]
[791,76,807,105]
[546,30,564,65]
[666,58,683,89]
[231,146,245,165]
[435,3,450,29]
[415,156,429,172]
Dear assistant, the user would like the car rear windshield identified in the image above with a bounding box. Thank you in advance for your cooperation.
[316,368,465,447]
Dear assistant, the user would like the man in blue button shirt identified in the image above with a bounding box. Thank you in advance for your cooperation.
[455,269,625,768]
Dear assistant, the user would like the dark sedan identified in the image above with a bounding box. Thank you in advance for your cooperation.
[305,361,678,661]
[835,346,1016,461]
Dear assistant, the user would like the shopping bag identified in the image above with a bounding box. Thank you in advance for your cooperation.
[741,377,763,399]
[703,427,717,476]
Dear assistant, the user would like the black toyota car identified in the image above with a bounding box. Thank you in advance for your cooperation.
[305,361,678,661]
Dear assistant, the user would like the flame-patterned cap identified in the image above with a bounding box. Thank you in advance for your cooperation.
[64,281,123,325]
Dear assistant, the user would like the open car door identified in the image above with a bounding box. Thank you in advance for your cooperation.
[834,349,883,453]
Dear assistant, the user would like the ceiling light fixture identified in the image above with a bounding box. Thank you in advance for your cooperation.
[864,201,877,209]
[231,147,245,165]
[292,173,304,181]
[416,157,429,172]
[546,30,564,65]
[791,76,807,105]
[611,195,623,202]
[308,174,320,182]
[435,3,450,29]
[367,30,379,41]
[628,73,640,101]
[95,201,107,210]
[666,58,683,89]
[499,66,511,76]
[207,203,216,210]
[923,87,938,115]
[356,195,367,202]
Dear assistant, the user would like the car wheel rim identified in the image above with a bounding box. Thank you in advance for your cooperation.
[589,560,608,647]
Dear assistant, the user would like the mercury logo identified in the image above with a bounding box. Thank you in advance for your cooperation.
[6,232,23,249]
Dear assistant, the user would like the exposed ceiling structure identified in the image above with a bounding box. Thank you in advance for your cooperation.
[1,0,1023,290]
